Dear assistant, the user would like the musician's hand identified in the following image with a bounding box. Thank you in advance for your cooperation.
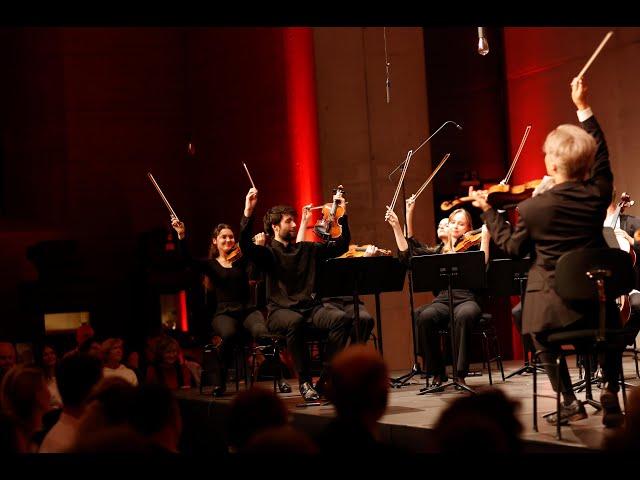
[532,175,556,197]
[406,194,417,213]
[615,228,634,245]
[253,232,267,246]
[481,224,491,241]
[244,188,258,217]
[301,204,313,224]
[571,76,589,111]
[333,192,346,210]
[385,207,401,231]
[363,245,379,257]
[171,217,186,240]
[468,187,490,211]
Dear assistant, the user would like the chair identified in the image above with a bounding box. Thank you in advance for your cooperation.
[531,248,634,439]
[437,313,505,385]
[249,334,288,393]
[199,341,248,395]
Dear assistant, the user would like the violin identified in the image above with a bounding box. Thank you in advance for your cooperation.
[313,185,346,241]
[226,245,243,263]
[338,244,392,258]
[453,228,483,252]
[441,125,534,211]
[440,178,543,211]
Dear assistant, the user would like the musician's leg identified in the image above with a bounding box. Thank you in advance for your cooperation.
[340,301,375,344]
[268,309,309,384]
[311,303,351,363]
[453,300,481,379]
[243,309,269,340]
[531,333,577,405]
[415,302,450,379]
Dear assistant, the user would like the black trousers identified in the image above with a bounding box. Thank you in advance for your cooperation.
[532,315,623,400]
[415,300,481,378]
[211,309,269,342]
[324,299,375,345]
[211,309,270,368]
[267,303,351,384]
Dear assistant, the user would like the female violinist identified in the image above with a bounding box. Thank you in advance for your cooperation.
[386,199,490,389]
[171,195,275,396]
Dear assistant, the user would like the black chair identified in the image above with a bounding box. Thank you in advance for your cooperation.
[200,341,248,395]
[437,313,505,386]
[248,334,289,393]
[532,248,634,439]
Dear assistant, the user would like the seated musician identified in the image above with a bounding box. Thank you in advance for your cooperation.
[468,76,624,427]
[239,188,352,401]
[604,188,640,345]
[295,204,378,345]
[386,198,490,390]
[171,218,278,396]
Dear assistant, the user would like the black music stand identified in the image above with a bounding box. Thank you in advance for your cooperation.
[485,258,543,378]
[319,255,407,357]
[411,250,486,395]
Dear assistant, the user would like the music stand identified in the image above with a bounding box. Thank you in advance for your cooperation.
[485,258,543,378]
[319,255,407,357]
[411,250,486,395]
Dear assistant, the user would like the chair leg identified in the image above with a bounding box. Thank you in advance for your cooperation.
[556,355,562,440]
[634,340,640,379]
[251,350,257,387]
[234,347,240,393]
[492,330,506,381]
[482,332,493,386]
[533,351,538,432]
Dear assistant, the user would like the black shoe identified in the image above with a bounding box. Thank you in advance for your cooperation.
[601,390,624,428]
[299,382,320,401]
[428,381,445,393]
[545,400,588,426]
[313,373,328,396]
[278,380,292,394]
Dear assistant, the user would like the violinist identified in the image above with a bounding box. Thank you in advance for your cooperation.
[239,188,352,401]
[296,204,377,345]
[604,189,640,346]
[468,76,624,428]
[386,199,490,389]
[171,212,272,396]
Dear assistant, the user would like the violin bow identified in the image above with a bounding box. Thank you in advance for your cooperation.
[577,31,614,79]
[409,153,451,203]
[242,162,257,189]
[147,172,180,222]
[501,125,532,185]
[385,149,413,220]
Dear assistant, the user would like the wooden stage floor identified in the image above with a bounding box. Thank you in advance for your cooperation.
[175,357,640,453]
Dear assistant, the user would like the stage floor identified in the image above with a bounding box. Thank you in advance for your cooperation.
[175,357,640,453]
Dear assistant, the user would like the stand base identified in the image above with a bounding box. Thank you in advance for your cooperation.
[505,362,546,379]
[390,363,423,388]
[418,379,475,395]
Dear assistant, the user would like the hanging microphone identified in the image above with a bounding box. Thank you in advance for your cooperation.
[478,27,489,56]
[387,120,463,179]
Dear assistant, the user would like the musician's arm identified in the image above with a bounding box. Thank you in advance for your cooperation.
[172,220,212,275]
[296,205,312,244]
[239,214,275,272]
[572,77,613,196]
[481,207,532,259]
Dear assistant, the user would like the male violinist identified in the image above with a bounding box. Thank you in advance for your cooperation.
[239,188,353,401]
[469,76,624,427]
